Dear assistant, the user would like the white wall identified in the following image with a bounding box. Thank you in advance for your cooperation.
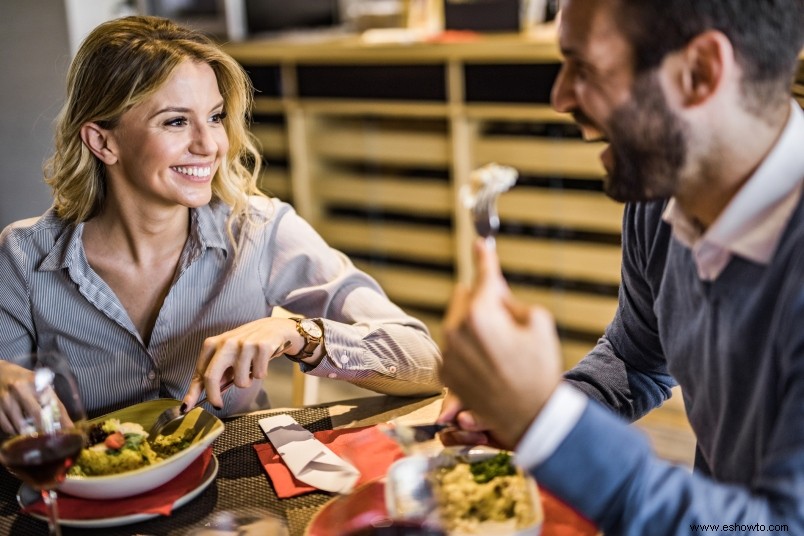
[0,1,137,228]
[0,1,71,228]
[64,0,136,56]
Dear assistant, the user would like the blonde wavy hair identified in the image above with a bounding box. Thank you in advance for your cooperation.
[44,16,265,244]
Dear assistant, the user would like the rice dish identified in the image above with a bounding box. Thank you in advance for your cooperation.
[431,452,537,533]
[68,418,194,477]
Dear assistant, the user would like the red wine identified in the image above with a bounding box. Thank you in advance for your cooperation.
[0,431,84,489]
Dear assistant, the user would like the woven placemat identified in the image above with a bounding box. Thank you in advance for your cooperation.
[0,407,336,536]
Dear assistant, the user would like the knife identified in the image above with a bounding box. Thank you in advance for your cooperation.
[381,422,452,445]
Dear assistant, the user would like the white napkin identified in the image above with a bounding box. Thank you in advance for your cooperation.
[258,414,361,494]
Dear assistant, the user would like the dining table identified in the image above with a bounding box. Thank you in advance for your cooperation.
[0,393,598,536]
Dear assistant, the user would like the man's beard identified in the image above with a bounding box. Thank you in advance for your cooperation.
[604,72,688,203]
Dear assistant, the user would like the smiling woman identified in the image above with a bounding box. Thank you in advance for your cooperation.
[0,16,442,430]
[80,60,229,229]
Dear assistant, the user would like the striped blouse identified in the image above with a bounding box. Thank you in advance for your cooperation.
[0,196,442,418]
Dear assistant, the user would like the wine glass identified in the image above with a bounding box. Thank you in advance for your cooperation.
[0,353,86,536]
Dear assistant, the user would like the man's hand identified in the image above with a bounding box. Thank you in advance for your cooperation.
[436,390,496,446]
[439,239,563,449]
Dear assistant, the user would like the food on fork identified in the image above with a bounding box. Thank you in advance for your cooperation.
[460,162,519,210]
[68,418,194,477]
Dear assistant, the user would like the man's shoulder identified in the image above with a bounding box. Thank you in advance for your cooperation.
[623,199,670,228]
[622,200,673,250]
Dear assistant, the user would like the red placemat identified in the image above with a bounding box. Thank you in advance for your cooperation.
[255,425,405,498]
[22,448,213,520]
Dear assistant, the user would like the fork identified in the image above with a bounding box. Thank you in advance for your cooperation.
[380,421,454,455]
[149,380,236,438]
[462,163,518,247]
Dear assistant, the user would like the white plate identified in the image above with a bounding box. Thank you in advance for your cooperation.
[18,454,218,529]
[59,399,224,499]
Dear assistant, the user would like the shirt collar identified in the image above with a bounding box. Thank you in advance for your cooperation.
[663,100,804,279]
[38,202,231,273]
[193,201,230,254]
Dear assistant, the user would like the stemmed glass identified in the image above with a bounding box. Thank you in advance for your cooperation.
[0,353,86,536]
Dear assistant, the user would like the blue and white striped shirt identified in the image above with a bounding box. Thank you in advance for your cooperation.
[0,196,442,418]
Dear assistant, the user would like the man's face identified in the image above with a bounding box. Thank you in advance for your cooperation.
[552,0,688,202]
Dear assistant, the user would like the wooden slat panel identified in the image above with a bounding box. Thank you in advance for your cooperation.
[511,284,618,334]
[353,261,454,309]
[320,220,454,263]
[499,189,623,233]
[475,136,605,178]
[318,173,452,215]
[311,128,450,167]
[302,100,448,118]
[258,167,291,200]
[252,124,287,158]
[465,104,572,122]
[252,98,284,115]
[560,339,595,369]
[497,236,621,284]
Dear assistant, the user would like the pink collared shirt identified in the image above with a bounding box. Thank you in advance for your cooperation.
[663,101,804,280]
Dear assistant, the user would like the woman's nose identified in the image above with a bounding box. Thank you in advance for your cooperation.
[191,124,218,155]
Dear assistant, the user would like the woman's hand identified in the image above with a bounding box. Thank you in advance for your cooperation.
[0,361,40,434]
[183,317,304,410]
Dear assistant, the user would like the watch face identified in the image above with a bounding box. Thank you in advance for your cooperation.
[300,319,322,338]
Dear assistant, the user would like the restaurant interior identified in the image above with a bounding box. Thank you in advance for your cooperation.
[1,0,803,535]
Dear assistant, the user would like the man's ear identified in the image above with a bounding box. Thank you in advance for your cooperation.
[678,30,734,107]
[79,122,118,165]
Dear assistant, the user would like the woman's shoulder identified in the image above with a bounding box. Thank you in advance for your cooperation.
[246,194,292,214]
[206,195,293,219]
[0,208,66,247]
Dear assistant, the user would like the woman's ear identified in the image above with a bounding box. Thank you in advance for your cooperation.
[79,122,118,165]
[678,30,734,107]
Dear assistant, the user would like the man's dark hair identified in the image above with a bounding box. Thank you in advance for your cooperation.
[618,0,804,107]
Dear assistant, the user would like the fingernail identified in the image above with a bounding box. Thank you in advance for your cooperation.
[179,403,187,414]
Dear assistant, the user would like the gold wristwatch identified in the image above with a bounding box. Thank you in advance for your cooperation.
[285,318,323,363]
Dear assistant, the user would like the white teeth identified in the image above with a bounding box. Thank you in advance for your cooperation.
[173,166,211,177]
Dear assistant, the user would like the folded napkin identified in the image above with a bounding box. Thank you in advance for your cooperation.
[255,424,405,498]
[23,448,213,520]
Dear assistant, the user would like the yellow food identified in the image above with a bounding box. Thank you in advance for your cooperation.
[68,418,195,477]
[431,458,537,533]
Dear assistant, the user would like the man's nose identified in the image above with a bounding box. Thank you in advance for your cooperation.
[551,64,576,113]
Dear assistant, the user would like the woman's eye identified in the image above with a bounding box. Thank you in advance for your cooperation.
[164,117,188,127]
[210,111,228,124]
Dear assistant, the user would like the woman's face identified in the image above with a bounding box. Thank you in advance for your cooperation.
[104,60,229,212]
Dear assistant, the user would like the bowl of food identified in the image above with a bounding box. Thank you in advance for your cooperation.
[59,399,223,499]
[385,446,543,535]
